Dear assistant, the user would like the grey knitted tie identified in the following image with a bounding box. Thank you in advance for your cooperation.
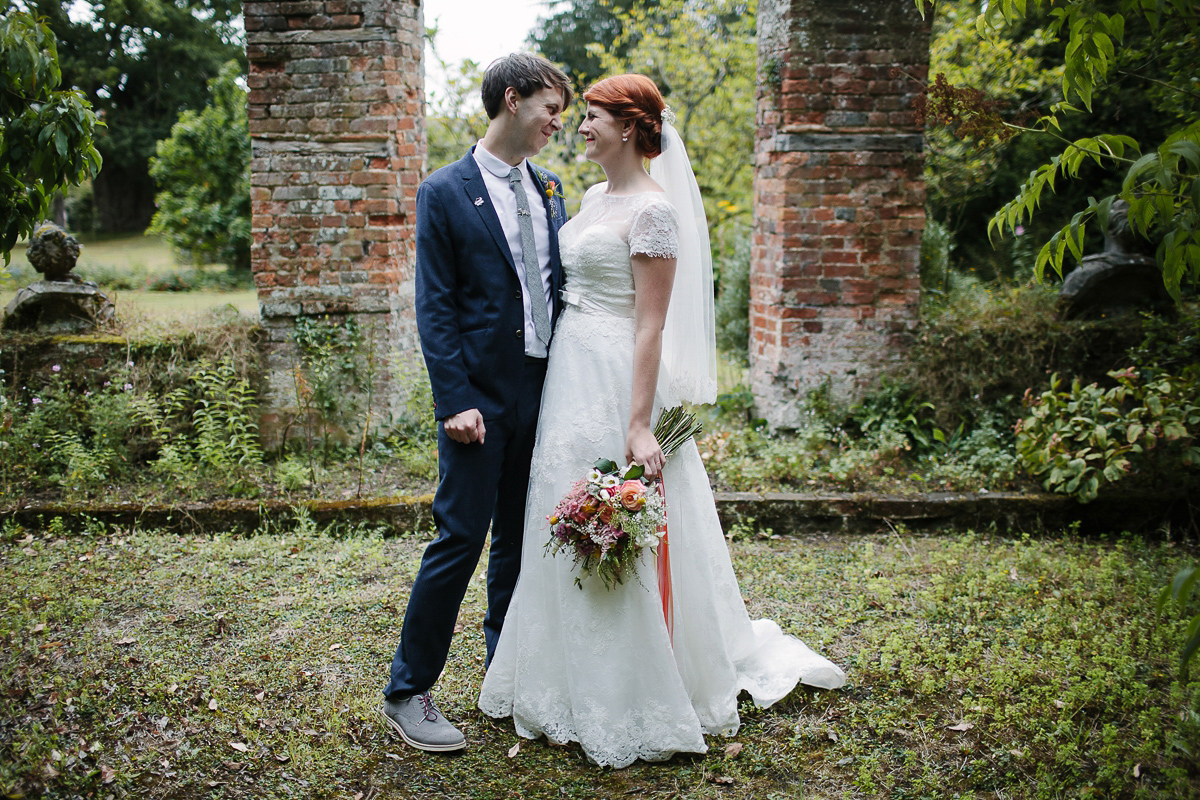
[509,166,551,347]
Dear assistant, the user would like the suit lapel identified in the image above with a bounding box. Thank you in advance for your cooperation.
[460,149,515,271]
[528,163,566,321]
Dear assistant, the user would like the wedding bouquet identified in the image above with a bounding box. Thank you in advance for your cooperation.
[546,407,703,589]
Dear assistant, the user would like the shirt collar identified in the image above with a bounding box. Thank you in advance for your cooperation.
[474,142,527,180]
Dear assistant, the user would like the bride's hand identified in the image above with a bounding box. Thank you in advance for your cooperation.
[626,427,664,478]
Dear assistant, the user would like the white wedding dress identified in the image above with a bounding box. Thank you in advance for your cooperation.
[478,185,846,768]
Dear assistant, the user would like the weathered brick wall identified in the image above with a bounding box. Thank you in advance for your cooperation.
[753,0,928,428]
[245,0,423,444]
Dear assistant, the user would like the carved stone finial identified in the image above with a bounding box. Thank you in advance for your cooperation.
[25,221,82,282]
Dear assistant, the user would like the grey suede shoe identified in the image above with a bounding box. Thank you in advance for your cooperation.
[379,692,466,752]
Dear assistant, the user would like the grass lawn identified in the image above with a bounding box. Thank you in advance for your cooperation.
[1,520,1197,798]
[7,233,178,275]
[3,232,258,326]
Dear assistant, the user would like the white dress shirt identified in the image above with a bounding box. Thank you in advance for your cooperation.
[473,143,554,359]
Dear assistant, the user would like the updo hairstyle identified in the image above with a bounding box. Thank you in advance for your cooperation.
[582,74,667,158]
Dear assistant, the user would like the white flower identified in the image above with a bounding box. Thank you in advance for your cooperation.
[599,474,620,489]
[586,468,603,484]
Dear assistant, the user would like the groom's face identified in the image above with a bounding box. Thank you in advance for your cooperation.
[507,85,567,158]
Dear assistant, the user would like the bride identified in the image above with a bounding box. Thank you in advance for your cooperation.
[478,74,845,768]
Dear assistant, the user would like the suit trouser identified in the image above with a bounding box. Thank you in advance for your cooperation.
[384,356,548,699]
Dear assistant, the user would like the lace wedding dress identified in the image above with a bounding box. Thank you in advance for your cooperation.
[477,185,845,768]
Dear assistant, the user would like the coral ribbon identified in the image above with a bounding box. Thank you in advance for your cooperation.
[656,476,673,643]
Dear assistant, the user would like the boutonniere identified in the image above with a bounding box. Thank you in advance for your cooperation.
[536,170,565,218]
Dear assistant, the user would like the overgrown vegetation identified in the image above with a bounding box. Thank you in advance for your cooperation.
[704,287,1199,500]
[0,519,1196,798]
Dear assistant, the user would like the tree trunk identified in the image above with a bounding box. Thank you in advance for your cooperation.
[92,162,157,233]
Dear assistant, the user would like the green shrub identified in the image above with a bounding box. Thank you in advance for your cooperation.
[714,234,750,364]
[1016,366,1200,502]
[148,60,250,272]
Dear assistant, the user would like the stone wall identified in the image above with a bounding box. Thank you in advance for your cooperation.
[244,0,423,444]
[753,0,928,428]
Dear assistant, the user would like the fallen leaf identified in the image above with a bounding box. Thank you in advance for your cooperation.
[115,638,137,646]
[826,729,838,742]
[255,691,265,701]
[274,753,290,763]
[1133,763,1141,778]
[707,775,735,785]
[946,722,974,732]
[300,729,320,736]
[100,764,116,783]
[208,699,218,711]
[329,643,342,651]
[1054,699,1066,709]
[1008,749,1022,758]
[167,684,177,695]
[229,742,249,753]
[1009,566,1018,580]
[723,742,743,758]
[38,641,64,650]
[384,752,400,761]
[31,623,45,633]
[507,742,520,758]
[42,764,59,779]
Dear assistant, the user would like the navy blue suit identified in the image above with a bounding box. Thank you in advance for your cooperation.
[385,148,566,699]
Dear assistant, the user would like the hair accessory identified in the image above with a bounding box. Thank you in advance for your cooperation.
[661,105,676,125]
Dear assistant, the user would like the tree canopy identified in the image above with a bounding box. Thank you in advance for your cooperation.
[22,0,245,232]
[0,8,102,264]
[919,0,1200,299]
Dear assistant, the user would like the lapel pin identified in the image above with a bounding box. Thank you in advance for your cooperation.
[473,197,484,206]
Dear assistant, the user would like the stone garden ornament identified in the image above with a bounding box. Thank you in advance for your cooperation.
[3,222,115,332]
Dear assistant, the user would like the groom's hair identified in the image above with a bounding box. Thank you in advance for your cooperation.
[481,53,573,119]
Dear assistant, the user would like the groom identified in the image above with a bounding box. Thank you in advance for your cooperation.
[379,53,572,752]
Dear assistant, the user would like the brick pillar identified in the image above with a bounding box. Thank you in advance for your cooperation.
[245,0,423,445]
[752,0,928,428]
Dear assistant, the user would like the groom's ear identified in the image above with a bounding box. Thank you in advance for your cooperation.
[504,87,520,115]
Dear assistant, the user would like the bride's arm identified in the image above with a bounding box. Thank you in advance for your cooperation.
[626,252,677,477]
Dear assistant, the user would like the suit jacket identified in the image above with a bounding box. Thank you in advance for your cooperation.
[415,147,567,421]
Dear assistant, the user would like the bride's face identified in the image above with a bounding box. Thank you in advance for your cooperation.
[578,104,629,165]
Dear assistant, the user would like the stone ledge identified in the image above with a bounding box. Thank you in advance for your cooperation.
[0,491,1190,536]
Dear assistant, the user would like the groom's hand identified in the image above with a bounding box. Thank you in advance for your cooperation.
[444,409,486,444]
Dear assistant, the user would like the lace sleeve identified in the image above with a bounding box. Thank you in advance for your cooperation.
[628,199,679,259]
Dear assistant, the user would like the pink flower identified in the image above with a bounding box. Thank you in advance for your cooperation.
[619,480,647,511]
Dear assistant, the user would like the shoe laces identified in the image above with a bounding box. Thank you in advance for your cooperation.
[418,693,440,723]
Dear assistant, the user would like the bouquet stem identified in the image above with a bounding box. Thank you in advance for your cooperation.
[653,406,703,459]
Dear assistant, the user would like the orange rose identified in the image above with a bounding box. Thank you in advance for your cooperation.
[619,480,647,511]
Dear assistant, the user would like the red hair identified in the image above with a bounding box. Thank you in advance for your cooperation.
[583,74,667,158]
